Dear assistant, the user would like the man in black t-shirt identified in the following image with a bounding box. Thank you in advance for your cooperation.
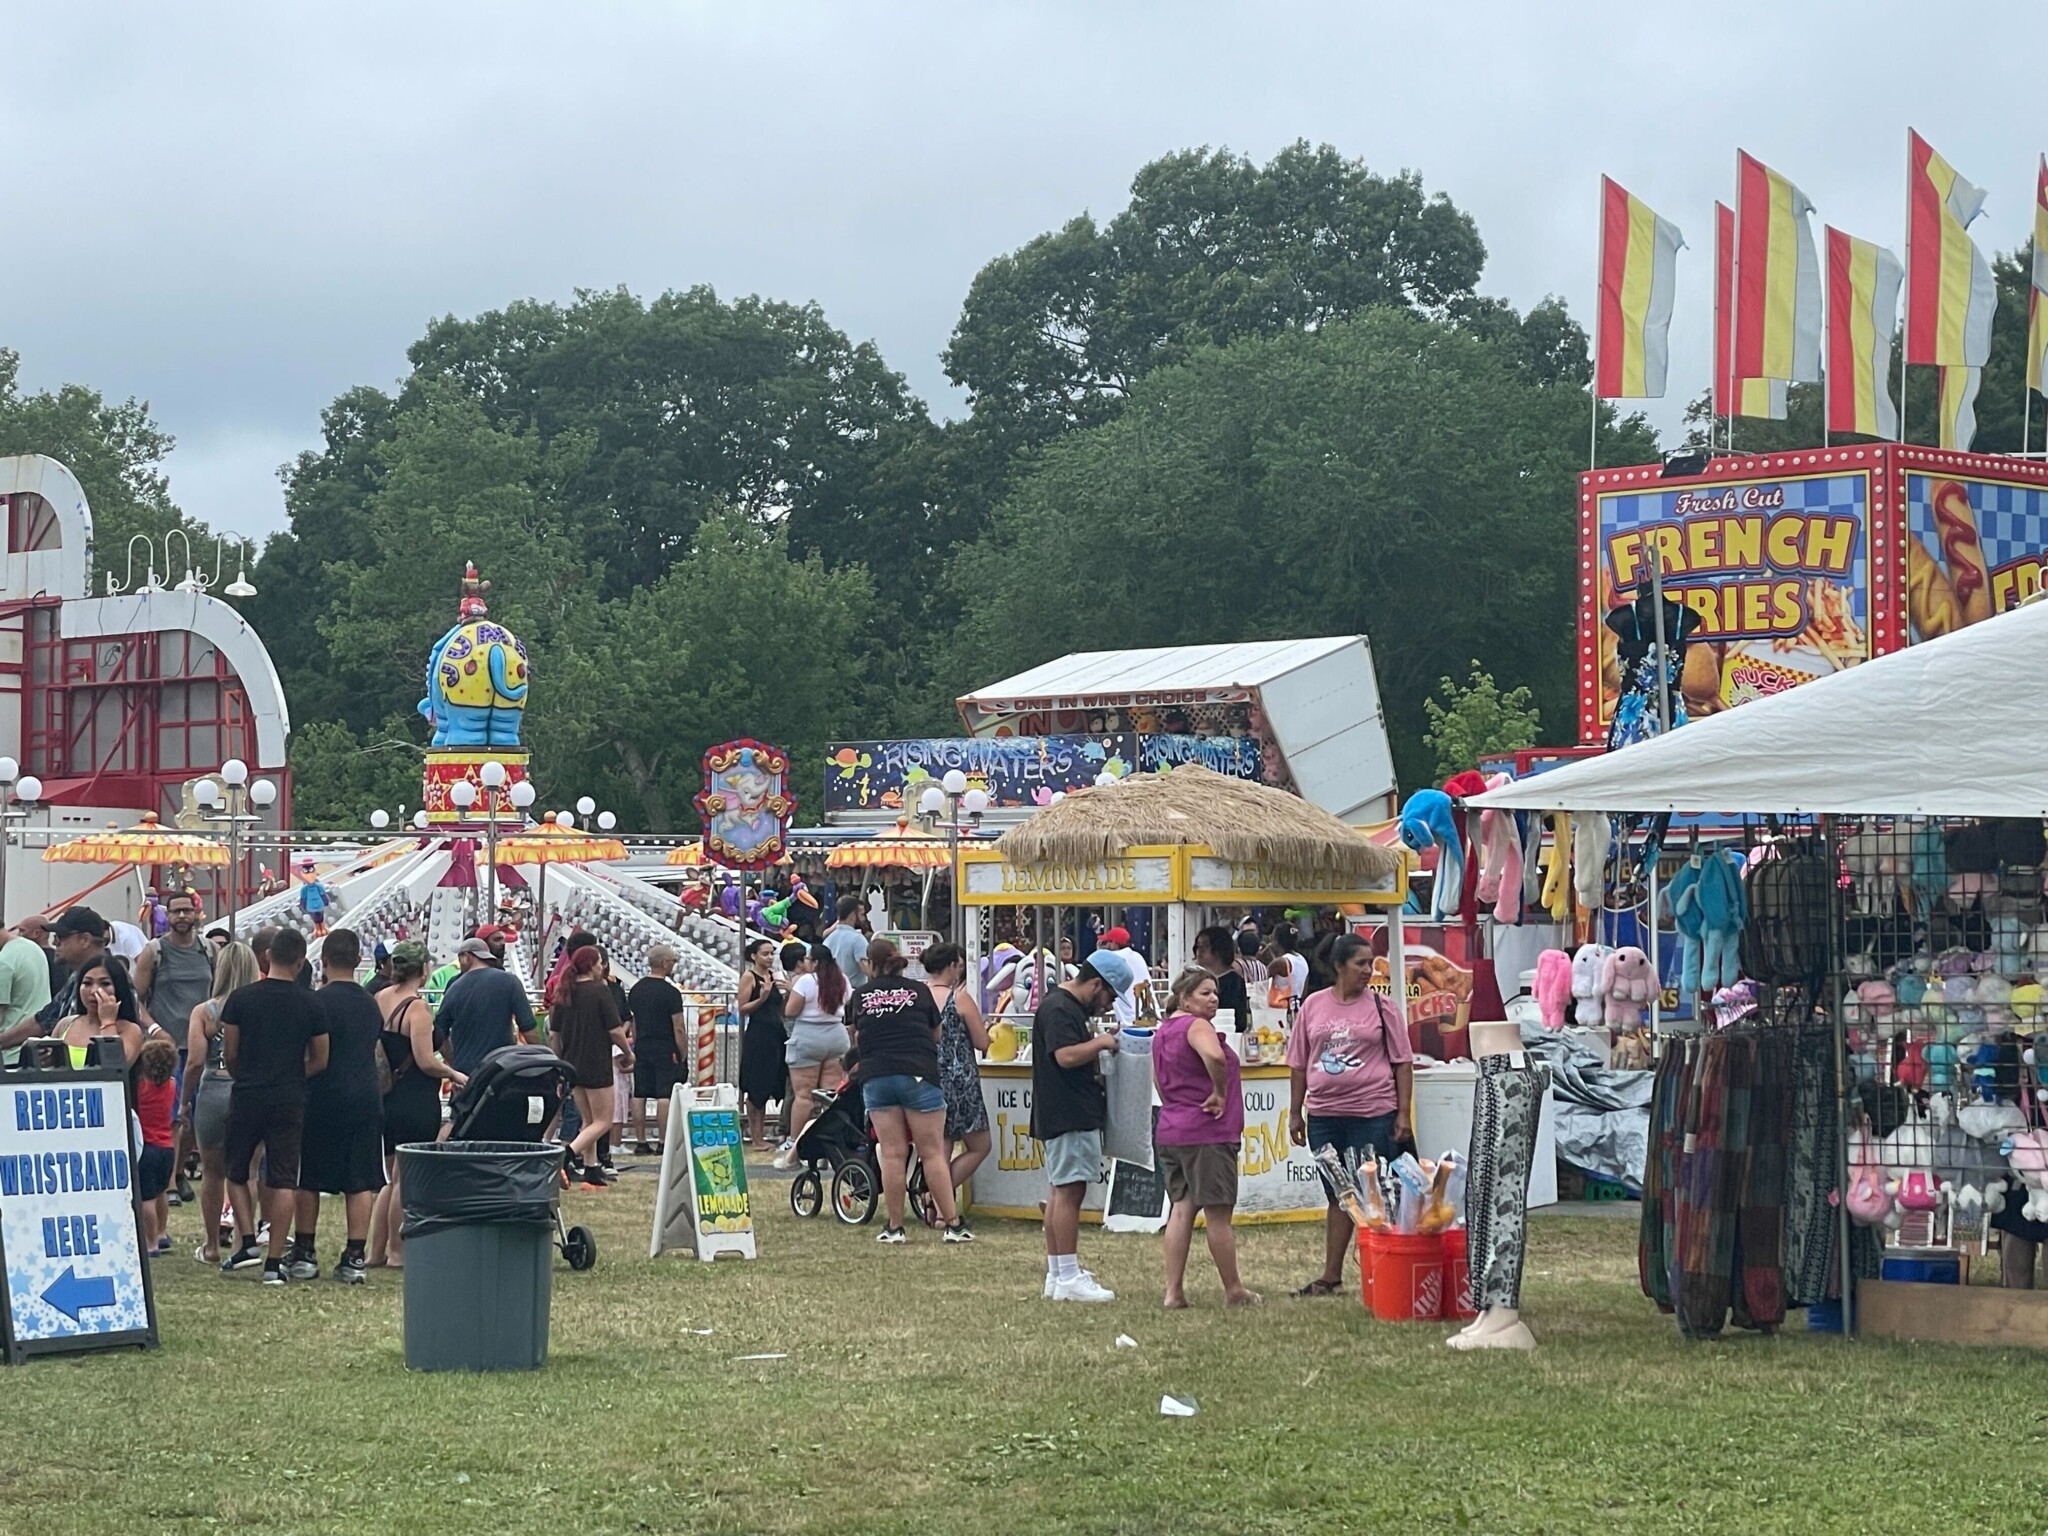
[626,945,687,1154]
[221,926,330,1285]
[1031,958,1124,1304]
[288,928,386,1285]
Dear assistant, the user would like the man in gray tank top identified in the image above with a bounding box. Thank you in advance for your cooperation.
[135,890,217,1202]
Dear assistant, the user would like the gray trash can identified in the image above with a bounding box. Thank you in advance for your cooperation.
[399,1140,561,1372]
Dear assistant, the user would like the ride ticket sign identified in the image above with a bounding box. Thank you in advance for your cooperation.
[0,1070,158,1363]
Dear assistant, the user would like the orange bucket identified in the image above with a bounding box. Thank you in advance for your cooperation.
[1439,1226,1477,1321]
[1354,1225,1376,1309]
[1366,1230,1447,1322]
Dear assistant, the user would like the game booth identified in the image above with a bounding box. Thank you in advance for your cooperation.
[951,766,1407,1226]
[1457,444,2048,1347]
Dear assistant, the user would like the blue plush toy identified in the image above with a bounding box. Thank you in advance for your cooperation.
[1398,789,1463,923]
[1667,846,1745,996]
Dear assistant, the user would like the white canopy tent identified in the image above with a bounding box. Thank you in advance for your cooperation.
[1471,599,2048,818]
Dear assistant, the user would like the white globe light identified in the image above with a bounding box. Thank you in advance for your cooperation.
[449,781,477,808]
[0,757,17,784]
[194,780,220,808]
[576,796,597,817]
[249,779,278,808]
[508,781,536,808]
[480,760,508,788]
[918,786,945,816]
[597,811,616,831]
[962,788,990,815]
[555,810,575,829]
[221,758,249,787]
[15,775,41,803]
[370,809,390,830]
[941,770,968,796]
[413,810,430,830]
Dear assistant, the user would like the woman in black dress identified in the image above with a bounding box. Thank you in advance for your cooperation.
[368,941,462,1268]
[737,939,789,1146]
[556,945,632,1188]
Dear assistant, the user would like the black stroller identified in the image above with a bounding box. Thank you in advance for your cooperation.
[786,1067,935,1227]
[446,1044,598,1271]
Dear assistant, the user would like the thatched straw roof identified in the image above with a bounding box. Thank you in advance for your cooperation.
[996,766,1402,885]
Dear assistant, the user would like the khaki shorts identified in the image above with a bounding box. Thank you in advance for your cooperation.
[1158,1141,1240,1208]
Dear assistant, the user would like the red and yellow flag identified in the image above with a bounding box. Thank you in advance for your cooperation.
[1733,152,1822,384]
[1824,226,1902,439]
[2028,155,2048,394]
[1715,204,1786,418]
[1595,177,1683,399]
[1906,130,1994,369]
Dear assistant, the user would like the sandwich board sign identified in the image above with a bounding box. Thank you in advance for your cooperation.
[650,1085,757,1261]
[0,1067,159,1364]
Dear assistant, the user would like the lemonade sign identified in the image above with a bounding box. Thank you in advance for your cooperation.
[650,1086,757,1261]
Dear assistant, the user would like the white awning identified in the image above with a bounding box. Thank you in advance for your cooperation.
[1470,599,2048,818]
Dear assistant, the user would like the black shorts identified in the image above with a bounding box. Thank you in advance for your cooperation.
[136,1144,175,1201]
[299,1103,388,1196]
[633,1052,681,1101]
[225,1095,306,1189]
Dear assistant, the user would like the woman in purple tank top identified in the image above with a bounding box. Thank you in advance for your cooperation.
[1154,967,1259,1309]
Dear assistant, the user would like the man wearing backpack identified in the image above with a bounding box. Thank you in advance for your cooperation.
[134,889,217,1203]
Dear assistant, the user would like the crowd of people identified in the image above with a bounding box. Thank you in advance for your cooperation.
[0,881,1401,1311]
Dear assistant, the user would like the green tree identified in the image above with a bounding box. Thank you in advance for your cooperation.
[286,713,430,828]
[944,142,1486,462]
[944,306,1657,790]
[1422,664,1541,780]
[0,349,213,590]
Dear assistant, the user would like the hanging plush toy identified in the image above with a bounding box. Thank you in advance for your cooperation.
[1570,814,1610,913]
[1538,810,1573,921]
[1398,789,1463,923]
[2001,1130,2048,1222]
[1569,943,1611,1028]
[1845,1133,1893,1226]
[1600,945,1657,1029]
[1474,774,1523,926]
[1533,948,1573,1031]
[1667,845,1746,997]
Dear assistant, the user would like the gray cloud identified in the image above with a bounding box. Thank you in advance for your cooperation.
[5,1,2037,539]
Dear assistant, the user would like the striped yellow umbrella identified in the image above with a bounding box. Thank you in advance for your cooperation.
[493,821,628,865]
[664,840,707,866]
[826,818,953,871]
[43,813,228,866]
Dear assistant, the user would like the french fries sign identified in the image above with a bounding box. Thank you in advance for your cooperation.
[1578,449,2048,744]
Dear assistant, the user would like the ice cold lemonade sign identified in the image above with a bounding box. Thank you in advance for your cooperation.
[0,1073,157,1362]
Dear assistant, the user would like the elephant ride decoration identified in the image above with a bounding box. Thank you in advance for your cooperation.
[420,562,530,750]
[695,740,796,870]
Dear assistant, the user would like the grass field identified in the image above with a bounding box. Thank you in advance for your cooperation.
[4,1156,2045,1536]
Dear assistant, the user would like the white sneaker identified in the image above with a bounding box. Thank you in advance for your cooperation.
[771,1140,798,1171]
[1044,1271,1057,1298]
[1051,1272,1116,1304]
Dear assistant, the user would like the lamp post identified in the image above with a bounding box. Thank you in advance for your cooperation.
[194,758,277,932]
[0,761,43,928]
[454,761,535,923]
[917,770,988,948]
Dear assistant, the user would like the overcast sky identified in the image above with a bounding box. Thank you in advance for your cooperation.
[6,1,2040,543]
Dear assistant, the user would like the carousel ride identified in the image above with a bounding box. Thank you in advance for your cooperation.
[227,565,760,998]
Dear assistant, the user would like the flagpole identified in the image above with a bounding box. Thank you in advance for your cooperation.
[1590,178,1603,473]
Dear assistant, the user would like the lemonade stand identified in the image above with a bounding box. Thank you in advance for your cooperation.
[955,767,1407,1223]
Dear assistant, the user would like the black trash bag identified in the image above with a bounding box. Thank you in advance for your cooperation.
[399,1140,561,1240]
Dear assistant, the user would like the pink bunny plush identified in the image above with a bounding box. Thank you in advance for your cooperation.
[1601,946,1657,1029]
[1533,948,1573,1031]
[2004,1130,2048,1223]
[1845,1134,1893,1226]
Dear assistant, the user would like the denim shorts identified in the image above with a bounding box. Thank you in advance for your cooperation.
[1306,1111,1398,1164]
[861,1073,945,1115]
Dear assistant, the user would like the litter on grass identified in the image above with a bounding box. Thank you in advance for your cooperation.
[1158,1395,1197,1418]
[734,1353,788,1362]
[1115,1334,1139,1349]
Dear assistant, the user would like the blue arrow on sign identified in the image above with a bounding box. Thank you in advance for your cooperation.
[41,1266,117,1323]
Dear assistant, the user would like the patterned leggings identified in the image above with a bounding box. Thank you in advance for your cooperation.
[1466,1057,1551,1311]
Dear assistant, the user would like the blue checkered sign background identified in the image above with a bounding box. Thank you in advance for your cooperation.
[1907,473,2048,576]
[1598,472,1869,629]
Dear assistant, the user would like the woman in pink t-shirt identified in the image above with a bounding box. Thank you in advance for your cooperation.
[1154,968,1259,1309]
[1284,933,1413,1297]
